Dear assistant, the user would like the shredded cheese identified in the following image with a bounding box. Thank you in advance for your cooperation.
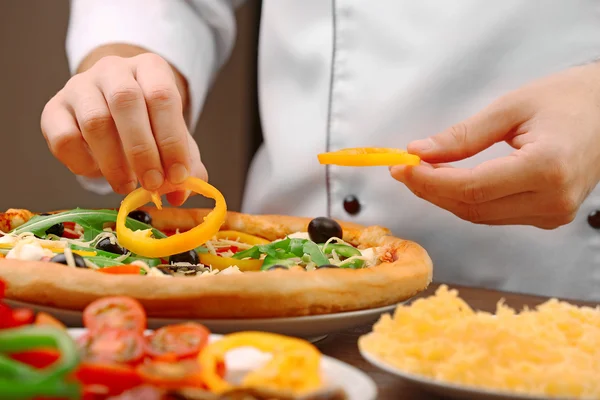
[359,285,600,399]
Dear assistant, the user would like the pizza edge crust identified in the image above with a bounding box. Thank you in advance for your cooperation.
[0,208,433,318]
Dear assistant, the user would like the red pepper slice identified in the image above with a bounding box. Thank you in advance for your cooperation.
[0,307,35,329]
[83,296,147,334]
[75,362,144,397]
[97,265,143,275]
[144,323,210,362]
[63,222,83,239]
[9,348,61,369]
[77,330,146,365]
[0,279,5,299]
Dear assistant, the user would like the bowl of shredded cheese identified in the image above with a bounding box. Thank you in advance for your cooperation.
[358,285,600,400]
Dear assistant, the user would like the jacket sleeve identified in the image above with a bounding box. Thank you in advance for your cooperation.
[66,0,242,196]
[66,0,241,131]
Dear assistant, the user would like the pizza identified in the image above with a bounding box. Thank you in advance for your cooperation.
[0,177,432,319]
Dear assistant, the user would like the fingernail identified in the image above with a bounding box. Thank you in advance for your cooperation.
[168,163,189,184]
[143,169,164,190]
[182,189,192,203]
[409,139,434,152]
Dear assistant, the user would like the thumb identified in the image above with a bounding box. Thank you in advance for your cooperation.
[408,97,525,163]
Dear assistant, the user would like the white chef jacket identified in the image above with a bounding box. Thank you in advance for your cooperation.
[67,0,600,301]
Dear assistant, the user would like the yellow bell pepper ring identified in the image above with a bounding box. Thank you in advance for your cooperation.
[116,177,227,258]
[199,332,322,395]
[317,147,421,167]
[199,252,263,272]
[214,230,269,245]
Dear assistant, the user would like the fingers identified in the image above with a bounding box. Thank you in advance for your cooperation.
[134,54,191,185]
[408,95,532,163]
[93,58,164,191]
[41,96,101,178]
[391,153,540,203]
[166,135,208,206]
[63,78,137,194]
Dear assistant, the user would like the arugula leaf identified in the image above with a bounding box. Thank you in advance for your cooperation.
[85,256,125,267]
[12,209,167,241]
[302,241,328,266]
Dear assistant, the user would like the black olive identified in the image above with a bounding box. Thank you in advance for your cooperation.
[266,265,289,271]
[169,250,199,265]
[45,223,64,237]
[317,264,340,269]
[95,237,127,255]
[50,253,87,268]
[307,217,343,244]
[128,210,152,225]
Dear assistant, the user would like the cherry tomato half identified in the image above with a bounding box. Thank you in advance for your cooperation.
[77,330,146,365]
[75,362,144,397]
[135,359,208,390]
[145,323,210,362]
[83,296,146,334]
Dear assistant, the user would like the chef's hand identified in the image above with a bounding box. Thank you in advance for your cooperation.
[41,44,208,206]
[390,63,600,229]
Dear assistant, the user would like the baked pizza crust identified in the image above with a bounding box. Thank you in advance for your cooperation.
[0,208,433,318]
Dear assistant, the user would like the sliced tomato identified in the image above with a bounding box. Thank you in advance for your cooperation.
[35,312,67,329]
[145,323,210,362]
[75,362,144,396]
[0,279,5,299]
[63,222,83,239]
[105,385,164,400]
[97,265,143,275]
[0,303,12,328]
[78,330,146,365]
[10,349,61,368]
[83,296,146,334]
[135,359,207,389]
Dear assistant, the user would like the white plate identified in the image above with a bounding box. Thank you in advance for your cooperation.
[359,335,590,400]
[68,328,377,400]
[6,299,398,342]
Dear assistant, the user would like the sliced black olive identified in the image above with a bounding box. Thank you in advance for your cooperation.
[266,265,289,271]
[128,210,152,225]
[39,213,64,237]
[169,250,199,265]
[95,237,127,255]
[45,223,64,237]
[308,217,343,244]
[50,253,87,268]
[316,264,340,269]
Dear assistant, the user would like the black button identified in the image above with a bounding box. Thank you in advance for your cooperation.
[343,195,361,215]
[588,210,600,229]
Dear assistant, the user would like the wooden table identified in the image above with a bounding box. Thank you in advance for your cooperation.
[315,283,598,400]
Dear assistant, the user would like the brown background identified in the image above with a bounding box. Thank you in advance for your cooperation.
[0,0,261,212]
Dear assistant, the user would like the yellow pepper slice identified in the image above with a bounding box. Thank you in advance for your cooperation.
[199,252,263,272]
[214,230,269,245]
[199,332,322,395]
[116,177,227,258]
[317,147,420,166]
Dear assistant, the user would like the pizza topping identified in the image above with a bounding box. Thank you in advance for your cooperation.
[83,296,147,334]
[169,249,200,265]
[199,252,263,272]
[199,332,323,395]
[116,177,227,258]
[127,210,152,225]
[307,217,343,244]
[0,325,81,399]
[75,362,144,397]
[51,252,87,268]
[145,323,210,362]
[317,147,421,167]
[96,236,127,255]
[78,329,146,365]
